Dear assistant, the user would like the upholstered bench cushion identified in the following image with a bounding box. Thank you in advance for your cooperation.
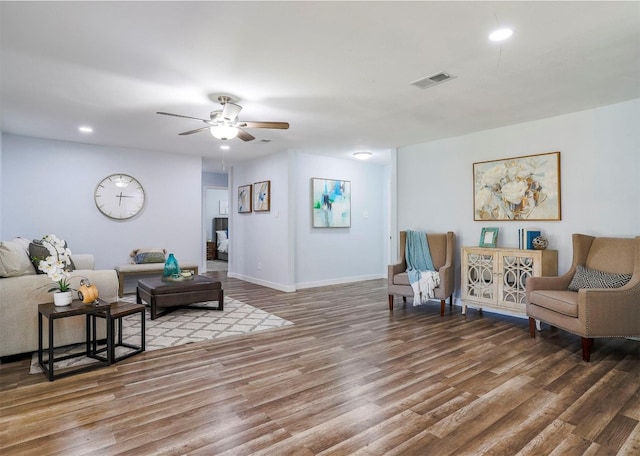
[116,263,197,274]
[137,275,223,320]
[138,275,221,295]
[528,290,578,317]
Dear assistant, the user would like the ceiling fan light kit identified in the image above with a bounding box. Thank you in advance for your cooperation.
[210,124,239,140]
[157,96,289,142]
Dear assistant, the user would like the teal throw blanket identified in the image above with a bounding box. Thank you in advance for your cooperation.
[405,230,435,284]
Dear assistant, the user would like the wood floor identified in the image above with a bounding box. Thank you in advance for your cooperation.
[1,272,639,455]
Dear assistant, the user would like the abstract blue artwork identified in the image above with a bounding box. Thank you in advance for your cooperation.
[312,178,351,228]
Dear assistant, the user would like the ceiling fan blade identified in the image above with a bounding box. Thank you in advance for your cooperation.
[238,121,290,129]
[221,102,242,121]
[178,126,210,136]
[157,111,210,123]
[237,128,255,142]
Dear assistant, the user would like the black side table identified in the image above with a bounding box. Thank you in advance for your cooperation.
[90,301,146,363]
[38,299,112,381]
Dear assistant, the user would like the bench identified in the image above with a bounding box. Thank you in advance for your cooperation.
[115,263,199,297]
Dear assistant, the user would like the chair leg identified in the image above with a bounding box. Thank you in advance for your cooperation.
[528,317,536,338]
[440,300,445,316]
[388,295,394,311]
[581,337,593,362]
[449,295,453,307]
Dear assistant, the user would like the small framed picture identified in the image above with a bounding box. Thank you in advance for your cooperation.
[238,184,252,213]
[479,227,499,248]
[253,180,271,212]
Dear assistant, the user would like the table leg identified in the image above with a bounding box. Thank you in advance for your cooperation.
[48,317,54,381]
[38,312,43,366]
[105,309,113,365]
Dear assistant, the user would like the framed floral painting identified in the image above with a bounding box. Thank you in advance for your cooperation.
[473,152,561,221]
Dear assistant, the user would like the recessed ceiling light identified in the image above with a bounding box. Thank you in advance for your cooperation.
[489,28,513,42]
[220,145,230,150]
[353,151,372,160]
[78,126,93,133]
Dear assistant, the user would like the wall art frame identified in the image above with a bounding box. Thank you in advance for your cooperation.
[473,151,561,221]
[253,180,271,212]
[479,227,499,248]
[238,184,252,213]
[312,177,351,228]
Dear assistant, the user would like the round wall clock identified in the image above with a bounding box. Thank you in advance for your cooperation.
[94,173,145,220]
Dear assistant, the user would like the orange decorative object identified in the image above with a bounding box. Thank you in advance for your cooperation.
[78,283,99,303]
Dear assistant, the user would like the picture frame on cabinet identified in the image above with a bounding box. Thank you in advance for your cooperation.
[479,227,499,248]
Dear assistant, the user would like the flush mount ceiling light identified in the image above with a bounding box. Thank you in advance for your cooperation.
[220,145,230,150]
[489,28,513,42]
[353,151,372,160]
[210,124,238,140]
[78,126,93,133]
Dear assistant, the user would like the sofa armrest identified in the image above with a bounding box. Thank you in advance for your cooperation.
[388,262,405,286]
[579,280,640,336]
[71,254,94,270]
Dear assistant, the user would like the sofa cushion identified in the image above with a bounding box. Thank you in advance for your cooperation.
[393,271,410,286]
[568,264,632,291]
[28,239,76,273]
[130,248,167,264]
[529,290,579,317]
[0,239,37,277]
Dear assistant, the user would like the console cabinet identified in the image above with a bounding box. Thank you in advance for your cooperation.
[461,247,558,316]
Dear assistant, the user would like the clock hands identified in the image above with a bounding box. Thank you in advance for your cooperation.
[116,192,135,206]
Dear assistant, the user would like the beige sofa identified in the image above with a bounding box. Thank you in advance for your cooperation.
[0,254,118,358]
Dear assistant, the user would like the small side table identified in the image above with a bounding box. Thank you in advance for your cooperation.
[90,301,146,363]
[38,299,112,381]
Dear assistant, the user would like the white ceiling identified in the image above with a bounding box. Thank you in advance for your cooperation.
[1,1,639,173]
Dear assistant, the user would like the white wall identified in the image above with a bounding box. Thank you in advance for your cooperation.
[229,150,294,291]
[0,133,3,240]
[397,99,640,301]
[294,152,387,288]
[1,135,203,284]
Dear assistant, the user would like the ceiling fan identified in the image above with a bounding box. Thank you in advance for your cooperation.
[157,96,289,141]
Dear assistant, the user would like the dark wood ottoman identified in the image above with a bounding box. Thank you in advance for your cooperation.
[136,275,224,320]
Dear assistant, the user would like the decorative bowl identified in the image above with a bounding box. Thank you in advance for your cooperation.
[532,236,549,250]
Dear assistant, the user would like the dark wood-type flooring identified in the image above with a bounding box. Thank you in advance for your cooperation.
[1,272,639,455]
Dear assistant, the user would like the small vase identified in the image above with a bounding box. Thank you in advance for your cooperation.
[53,290,73,307]
[163,253,181,277]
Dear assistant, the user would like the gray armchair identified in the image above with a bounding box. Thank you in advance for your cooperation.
[526,233,640,362]
[388,231,455,315]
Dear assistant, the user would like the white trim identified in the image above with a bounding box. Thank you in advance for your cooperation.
[227,272,296,293]
[296,273,384,290]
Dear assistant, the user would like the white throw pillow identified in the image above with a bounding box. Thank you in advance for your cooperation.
[0,239,37,277]
[216,230,228,241]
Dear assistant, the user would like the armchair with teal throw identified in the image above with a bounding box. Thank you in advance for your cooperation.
[526,233,640,362]
[388,231,455,315]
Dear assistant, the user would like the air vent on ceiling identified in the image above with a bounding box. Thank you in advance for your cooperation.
[410,72,456,89]
[258,139,272,144]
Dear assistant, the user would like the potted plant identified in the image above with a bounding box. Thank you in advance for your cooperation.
[37,234,74,306]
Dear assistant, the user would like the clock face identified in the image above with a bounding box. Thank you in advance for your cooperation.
[94,174,145,220]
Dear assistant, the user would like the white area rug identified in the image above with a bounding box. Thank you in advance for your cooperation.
[30,295,293,374]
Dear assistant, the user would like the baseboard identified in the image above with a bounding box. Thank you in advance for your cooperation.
[296,273,384,290]
[227,272,296,292]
